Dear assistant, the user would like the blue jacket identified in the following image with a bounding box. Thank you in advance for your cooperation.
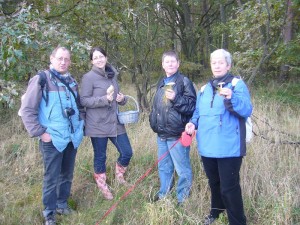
[20,70,84,152]
[190,75,252,157]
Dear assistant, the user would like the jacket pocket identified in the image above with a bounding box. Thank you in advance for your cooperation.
[198,107,225,134]
[166,108,183,129]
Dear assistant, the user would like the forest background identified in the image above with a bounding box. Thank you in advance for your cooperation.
[0,0,299,225]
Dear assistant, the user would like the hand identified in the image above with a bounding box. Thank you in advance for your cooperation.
[165,89,175,100]
[219,88,232,99]
[116,92,125,103]
[107,93,113,102]
[185,122,195,135]
[40,132,51,142]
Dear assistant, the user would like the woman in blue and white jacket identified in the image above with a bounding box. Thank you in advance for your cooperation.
[185,49,252,225]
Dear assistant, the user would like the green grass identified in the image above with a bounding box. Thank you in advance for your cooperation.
[0,82,299,225]
[253,81,300,106]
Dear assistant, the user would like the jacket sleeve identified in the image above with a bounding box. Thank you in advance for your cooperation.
[171,77,196,116]
[80,73,109,108]
[115,80,127,106]
[224,80,252,118]
[20,75,47,137]
[75,91,86,120]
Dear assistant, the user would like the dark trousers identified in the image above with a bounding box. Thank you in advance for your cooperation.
[39,141,77,218]
[201,156,246,225]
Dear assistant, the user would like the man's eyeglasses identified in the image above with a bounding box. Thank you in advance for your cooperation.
[55,57,70,63]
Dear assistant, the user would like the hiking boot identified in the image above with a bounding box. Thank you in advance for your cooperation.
[56,206,74,215]
[94,173,113,200]
[115,162,127,184]
[151,193,163,203]
[45,214,56,225]
[203,214,216,225]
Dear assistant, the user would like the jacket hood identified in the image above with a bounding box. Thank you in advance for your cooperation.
[91,64,118,79]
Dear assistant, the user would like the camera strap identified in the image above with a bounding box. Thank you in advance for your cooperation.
[49,70,82,110]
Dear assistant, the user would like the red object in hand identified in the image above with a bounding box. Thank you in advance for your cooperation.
[180,131,195,147]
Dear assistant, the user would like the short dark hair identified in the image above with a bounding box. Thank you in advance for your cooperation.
[90,47,107,60]
[162,50,179,62]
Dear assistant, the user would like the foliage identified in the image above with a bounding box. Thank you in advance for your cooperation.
[0,79,19,108]
[180,60,203,81]
[0,2,91,106]
[0,3,91,79]
[228,0,286,81]
[0,0,299,108]
[0,4,40,80]
[274,33,300,75]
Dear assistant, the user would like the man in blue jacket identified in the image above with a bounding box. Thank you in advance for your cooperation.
[149,50,196,206]
[19,46,84,225]
[185,49,252,225]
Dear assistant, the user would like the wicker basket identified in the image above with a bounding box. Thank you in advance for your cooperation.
[117,95,140,124]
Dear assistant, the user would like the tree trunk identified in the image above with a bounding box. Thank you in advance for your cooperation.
[202,0,212,69]
[220,3,228,49]
[279,0,293,81]
[179,0,196,61]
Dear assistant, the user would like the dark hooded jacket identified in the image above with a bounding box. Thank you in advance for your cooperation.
[149,71,196,139]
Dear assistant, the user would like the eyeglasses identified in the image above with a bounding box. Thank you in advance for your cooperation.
[92,55,106,61]
[55,57,70,63]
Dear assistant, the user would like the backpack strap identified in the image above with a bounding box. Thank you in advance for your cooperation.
[231,77,240,88]
[200,84,207,95]
[38,71,49,106]
[48,70,82,110]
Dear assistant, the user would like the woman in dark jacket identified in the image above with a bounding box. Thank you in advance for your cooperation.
[80,47,133,200]
[149,50,196,205]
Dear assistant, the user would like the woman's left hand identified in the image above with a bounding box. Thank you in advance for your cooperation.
[116,92,125,102]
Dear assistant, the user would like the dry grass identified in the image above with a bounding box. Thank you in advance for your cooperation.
[0,84,299,225]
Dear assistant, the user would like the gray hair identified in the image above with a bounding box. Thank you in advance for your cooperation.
[210,49,232,66]
[51,46,71,57]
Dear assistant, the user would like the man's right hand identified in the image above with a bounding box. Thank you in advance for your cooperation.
[40,132,52,142]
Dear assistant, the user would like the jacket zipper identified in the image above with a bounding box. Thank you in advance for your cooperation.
[211,92,216,108]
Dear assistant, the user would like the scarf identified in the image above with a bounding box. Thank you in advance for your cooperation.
[210,73,233,90]
[49,64,71,83]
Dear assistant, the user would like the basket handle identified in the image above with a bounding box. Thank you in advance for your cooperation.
[117,95,139,114]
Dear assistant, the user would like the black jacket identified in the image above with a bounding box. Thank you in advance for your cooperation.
[149,72,196,139]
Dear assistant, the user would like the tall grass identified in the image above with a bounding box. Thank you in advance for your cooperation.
[0,83,299,225]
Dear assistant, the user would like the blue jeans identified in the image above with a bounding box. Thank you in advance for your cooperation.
[201,156,246,225]
[39,141,77,218]
[91,133,133,173]
[157,136,193,203]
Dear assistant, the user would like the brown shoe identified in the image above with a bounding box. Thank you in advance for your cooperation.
[115,163,127,184]
[94,173,113,200]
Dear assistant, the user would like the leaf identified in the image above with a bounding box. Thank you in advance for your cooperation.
[14,50,23,58]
